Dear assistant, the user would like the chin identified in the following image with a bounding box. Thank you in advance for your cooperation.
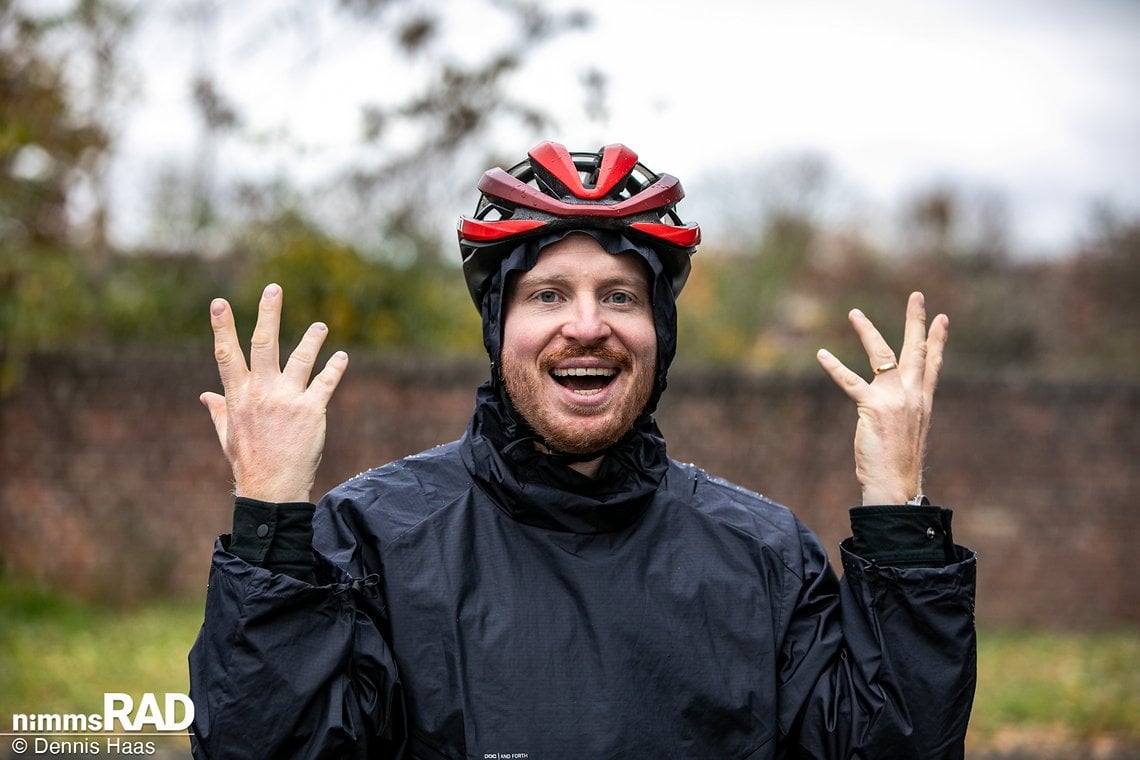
[541,420,628,456]
[502,359,655,456]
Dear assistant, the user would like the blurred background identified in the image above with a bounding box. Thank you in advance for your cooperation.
[2,0,1138,757]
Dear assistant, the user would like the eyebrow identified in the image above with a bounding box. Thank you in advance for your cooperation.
[514,271,649,294]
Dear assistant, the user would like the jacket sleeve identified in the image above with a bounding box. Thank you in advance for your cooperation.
[188,525,405,758]
[776,513,977,759]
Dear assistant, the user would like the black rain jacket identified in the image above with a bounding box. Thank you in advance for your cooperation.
[190,230,976,758]
[189,384,976,758]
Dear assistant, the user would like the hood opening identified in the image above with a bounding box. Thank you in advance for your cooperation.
[478,228,679,455]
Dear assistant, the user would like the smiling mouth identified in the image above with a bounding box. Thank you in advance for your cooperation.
[550,366,618,395]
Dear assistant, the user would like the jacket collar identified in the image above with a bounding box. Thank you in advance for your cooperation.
[460,382,668,534]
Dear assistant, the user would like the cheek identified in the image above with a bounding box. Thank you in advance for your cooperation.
[504,341,543,371]
[625,318,658,367]
[501,312,543,363]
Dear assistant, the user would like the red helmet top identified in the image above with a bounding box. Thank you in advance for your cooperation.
[458,141,701,305]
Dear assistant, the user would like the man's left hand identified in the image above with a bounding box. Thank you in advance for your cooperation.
[816,291,949,505]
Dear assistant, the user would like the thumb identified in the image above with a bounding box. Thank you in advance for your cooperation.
[199,391,229,448]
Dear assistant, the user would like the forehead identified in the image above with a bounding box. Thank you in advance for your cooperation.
[515,233,651,291]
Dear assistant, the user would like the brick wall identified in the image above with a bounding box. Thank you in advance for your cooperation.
[2,351,1137,628]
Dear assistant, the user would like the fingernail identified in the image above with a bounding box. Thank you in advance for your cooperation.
[851,308,864,319]
[210,298,225,316]
[264,283,280,298]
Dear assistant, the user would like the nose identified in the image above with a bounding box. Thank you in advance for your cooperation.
[560,299,612,346]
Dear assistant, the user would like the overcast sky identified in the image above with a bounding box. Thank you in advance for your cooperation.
[113,0,1140,257]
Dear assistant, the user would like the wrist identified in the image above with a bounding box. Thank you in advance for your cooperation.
[861,480,926,506]
[861,486,909,506]
[234,476,312,504]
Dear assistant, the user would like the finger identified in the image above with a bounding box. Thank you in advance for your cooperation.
[282,322,330,388]
[816,348,869,402]
[848,308,898,374]
[898,291,928,383]
[305,350,350,407]
[199,391,228,450]
[210,297,249,392]
[249,283,283,375]
[923,313,950,404]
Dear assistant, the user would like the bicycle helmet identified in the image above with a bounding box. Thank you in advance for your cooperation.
[458,141,701,308]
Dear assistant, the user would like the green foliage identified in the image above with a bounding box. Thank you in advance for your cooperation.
[0,2,109,247]
[0,0,127,387]
[98,254,230,346]
[229,211,482,356]
[4,199,1139,390]
[2,245,95,343]
[1,243,97,388]
[674,206,1140,380]
[2,206,485,389]
[678,214,825,371]
[677,217,911,375]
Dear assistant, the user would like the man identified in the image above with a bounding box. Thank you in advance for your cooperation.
[190,142,975,758]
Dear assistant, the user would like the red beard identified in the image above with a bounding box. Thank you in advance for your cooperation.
[501,344,655,456]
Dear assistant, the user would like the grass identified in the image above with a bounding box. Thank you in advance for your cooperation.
[0,579,202,727]
[1,578,1138,753]
[970,628,1140,753]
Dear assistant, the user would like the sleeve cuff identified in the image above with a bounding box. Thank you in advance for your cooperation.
[229,497,318,584]
[849,504,956,568]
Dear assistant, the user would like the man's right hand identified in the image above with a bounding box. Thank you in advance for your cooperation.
[200,283,349,503]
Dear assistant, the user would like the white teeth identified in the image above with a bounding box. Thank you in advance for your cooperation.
[551,367,617,377]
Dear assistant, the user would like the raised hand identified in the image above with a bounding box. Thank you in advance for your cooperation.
[816,292,949,505]
[199,283,349,503]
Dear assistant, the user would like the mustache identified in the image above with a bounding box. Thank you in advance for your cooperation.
[539,345,633,373]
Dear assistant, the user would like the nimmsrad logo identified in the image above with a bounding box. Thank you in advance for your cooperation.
[10,693,194,733]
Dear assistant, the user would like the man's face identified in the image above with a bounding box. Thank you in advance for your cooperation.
[501,233,657,455]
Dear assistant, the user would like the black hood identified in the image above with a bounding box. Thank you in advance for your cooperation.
[461,228,675,518]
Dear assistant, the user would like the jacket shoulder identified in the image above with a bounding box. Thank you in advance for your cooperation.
[318,440,473,540]
[663,460,821,573]
[665,460,791,523]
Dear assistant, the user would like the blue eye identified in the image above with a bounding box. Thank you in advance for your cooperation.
[609,292,631,305]
[537,291,559,303]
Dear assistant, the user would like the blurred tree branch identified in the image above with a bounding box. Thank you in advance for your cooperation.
[175,0,596,260]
